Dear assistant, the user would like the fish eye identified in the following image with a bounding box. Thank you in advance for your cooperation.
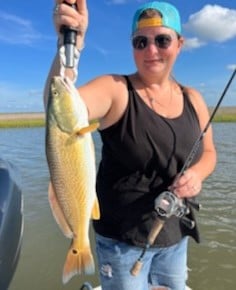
[52,89,59,97]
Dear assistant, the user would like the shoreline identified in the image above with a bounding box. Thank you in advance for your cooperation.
[0,112,45,128]
[0,112,45,121]
[0,106,236,120]
[208,106,236,115]
[0,106,235,127]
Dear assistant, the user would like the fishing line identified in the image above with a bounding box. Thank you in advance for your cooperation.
[177,68,236,179]
[130,68,236,276]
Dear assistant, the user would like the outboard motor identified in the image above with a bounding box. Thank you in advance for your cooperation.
[0,159,23,290]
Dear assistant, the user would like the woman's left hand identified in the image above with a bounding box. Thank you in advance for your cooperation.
[53,0,88,50]
[169,168,202,198]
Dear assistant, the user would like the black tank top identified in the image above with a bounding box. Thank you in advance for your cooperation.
[93,75,202,247]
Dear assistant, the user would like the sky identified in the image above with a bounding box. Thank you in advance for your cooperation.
[0,0,236,113]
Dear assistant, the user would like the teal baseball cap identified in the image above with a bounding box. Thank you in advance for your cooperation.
[132,1,181,35]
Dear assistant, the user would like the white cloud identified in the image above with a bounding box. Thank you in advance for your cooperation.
[184,5,236,43]
[183,37,206,51]
[0,81,43,113]
[227,64,236,71]
[93,44,110,56]
[0,10,42,45]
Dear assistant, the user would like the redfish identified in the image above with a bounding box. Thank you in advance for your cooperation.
[45,76,100,284]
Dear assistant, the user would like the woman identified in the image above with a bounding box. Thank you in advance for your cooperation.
[45,1,217,289]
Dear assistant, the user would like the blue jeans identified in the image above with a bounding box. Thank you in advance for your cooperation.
[95,234,188,290]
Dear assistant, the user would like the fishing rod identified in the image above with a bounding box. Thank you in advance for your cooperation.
[130,68,236,276]
[60,2,78,68]
[177,67,236,179]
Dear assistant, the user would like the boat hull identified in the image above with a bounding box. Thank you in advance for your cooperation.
[0,159,23,289]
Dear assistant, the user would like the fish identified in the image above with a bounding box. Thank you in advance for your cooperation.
[45,76,100,284]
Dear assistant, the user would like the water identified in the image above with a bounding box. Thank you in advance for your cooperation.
[0,124,235,290]
[188,123,236,289]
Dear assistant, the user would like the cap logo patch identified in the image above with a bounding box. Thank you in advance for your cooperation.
[137,17,163,30]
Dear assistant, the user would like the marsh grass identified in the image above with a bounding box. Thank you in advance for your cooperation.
[0,116,98,128]
[0,118,45,128]
[209,107,236,122]
[213,114,236,122]
[0,109,235,128]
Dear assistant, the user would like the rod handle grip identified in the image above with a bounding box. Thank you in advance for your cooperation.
[147,218,165,246]
[130,260,143,276]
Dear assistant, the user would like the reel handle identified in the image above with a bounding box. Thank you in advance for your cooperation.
[187,198,201,211]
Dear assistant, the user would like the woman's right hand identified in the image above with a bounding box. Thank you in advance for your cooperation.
[53,0,88,50]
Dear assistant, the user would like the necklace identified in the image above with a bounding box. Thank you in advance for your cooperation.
[139,77,174,110]
[148,88,172,108]
[135,74,184,118]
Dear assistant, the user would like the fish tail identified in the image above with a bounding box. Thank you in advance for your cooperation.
[62,245,95,284]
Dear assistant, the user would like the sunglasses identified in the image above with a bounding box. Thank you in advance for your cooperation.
[132,34,173,50]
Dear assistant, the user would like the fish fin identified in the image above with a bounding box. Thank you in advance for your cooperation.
[62,245,95,284]
[48,182,73,238]
[76,122,99,135]
[65,134,78,146]
[91,196,100,220]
